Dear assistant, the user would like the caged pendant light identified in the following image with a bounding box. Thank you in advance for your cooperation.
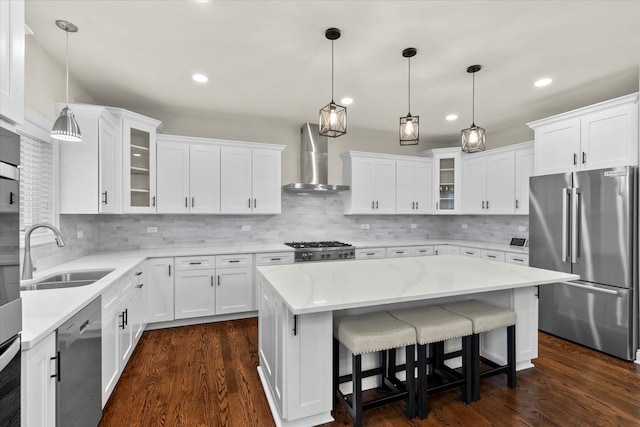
[399,47,419,146]
[51,20,82,142]
[318,28,347,138]
[461,64,485,153]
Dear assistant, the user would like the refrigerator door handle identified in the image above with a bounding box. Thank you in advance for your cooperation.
[571,188,580,264]
[558,281,621,296]
[562,187,570,262]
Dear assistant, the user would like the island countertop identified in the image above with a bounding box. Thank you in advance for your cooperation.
[256,254,578,315]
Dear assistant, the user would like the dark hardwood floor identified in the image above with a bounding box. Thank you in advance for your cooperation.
[99,318,640,426]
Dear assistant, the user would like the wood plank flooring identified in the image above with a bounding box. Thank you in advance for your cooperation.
[99,318,640,426]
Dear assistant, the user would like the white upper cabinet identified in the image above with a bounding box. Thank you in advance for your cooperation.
[0,0,24,125]
[341,151,397,214]
[220,144,283,214]
[106,108,163,214]
[396,158,432,214]
[485,151,516,214]
[58,104,119,214]
[514,145,534,215]
[419,147,462,215]
[156,136,221,214]
[529,93,638,175]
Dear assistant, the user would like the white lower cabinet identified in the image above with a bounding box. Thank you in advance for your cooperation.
[118,282,135,368]
[132,265,148,342]
[147,257,175,323]
[434,245,460,255]
[22,331,56,427]
[481,249,506,262]
[355,248,386,260]
[513,287,539,364]
[216,267,254,314]
[258,281,333,423]
[102,284,120,407]
[175,268,217,319]
[460,247,481,257]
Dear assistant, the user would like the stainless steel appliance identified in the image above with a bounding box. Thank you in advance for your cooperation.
[56,296,102,427]
[529,166,638,360]
[0,127,21,426]
[285,241,355,262]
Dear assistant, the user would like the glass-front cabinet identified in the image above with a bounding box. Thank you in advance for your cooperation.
[107,107,162,213]
[419,147,462,215]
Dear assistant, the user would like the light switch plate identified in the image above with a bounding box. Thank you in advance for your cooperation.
[242,225,251,232]
[147,227,158,233]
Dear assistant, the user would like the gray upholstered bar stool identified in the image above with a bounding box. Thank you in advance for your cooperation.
[333,311,417,427]
[388,305,474,419]
[439,299,517,401]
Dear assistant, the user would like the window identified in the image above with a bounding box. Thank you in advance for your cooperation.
[19,132,55,235]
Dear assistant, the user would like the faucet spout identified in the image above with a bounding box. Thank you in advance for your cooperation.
[22,223,66,280]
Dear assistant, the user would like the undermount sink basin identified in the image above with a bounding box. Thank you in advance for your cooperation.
[21,268,115,291]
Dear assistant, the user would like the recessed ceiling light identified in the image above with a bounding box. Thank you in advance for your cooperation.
[445,114,458,121]
[340,97,353,105]
[534,77,552,87]
[192,73,208,83]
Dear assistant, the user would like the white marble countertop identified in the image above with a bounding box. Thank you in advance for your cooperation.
[256,255,576,315]
[20,244,292,350]
[350,239,529,254]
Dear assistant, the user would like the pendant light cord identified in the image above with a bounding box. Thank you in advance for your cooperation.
[65,29,70,106]
[407,56,411,114]
[471,70,475,125]
[331,39,334,102]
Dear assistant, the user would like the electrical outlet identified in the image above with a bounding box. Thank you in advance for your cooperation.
[147,226,158,233]
[360,224,370,230]
[461,223,468,229]
[518,226,527,232]
[77,230,84,238]
[242,225,251,232]
[410,224,417,229]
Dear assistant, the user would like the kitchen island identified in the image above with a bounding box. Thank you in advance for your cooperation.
[256,254,578,427]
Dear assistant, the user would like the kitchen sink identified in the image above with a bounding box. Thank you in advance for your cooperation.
[20,268,115,291]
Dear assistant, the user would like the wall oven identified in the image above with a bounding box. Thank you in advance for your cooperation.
[0,127,21,426]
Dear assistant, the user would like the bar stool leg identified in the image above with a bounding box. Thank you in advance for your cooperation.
[352,353,363,427]
[471,333,480,401]
[333,337,340,405]
[461,335,473,404]
[405,344,416,419]
[507,325,516,389]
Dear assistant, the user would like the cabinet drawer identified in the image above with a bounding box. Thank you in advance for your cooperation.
[506,253,529,265]
[175,255,216,271]
[481,249,506,262]
[355,248,386,260]
[410,246,433,256]
[216,253,253,268]
[386,247,413,258]
[102,285,119,312]
[460,247,481,258]
[255,252,294,266]
[131,264,145,284]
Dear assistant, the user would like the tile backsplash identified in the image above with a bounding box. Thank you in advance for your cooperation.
[29,193,528,270]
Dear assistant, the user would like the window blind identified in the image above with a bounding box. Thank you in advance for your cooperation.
[19,133,54,231]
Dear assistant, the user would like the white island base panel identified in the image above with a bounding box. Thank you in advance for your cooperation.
[257,255,577,426]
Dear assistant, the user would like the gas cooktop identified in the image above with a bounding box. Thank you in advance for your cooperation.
[284,241,355,262]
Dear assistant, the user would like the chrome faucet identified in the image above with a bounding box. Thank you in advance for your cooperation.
[22,223,66,280]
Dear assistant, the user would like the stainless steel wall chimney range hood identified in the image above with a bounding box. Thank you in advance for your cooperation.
[283,123,350,194]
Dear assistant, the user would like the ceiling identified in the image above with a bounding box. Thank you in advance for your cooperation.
[26,0,640,147]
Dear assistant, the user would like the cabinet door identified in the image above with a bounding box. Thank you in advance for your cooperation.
[486,151,515,214]
[146,258,174,323]
[220,146,252,213]
[396,160,414,214]
[190,144,221,213]
[413,159,432,214]
[258,283,277,397]
[434,154,461,214]
[132,265,147,342]
[534,118,580,175]
[98,118,117,213]
[156,141,190,213]
[462,156,486,214]
[349,156,375,213]
[0,0,24,124]
[216,267,253,314]
[513,287,539,364]
[372,158,396,213]
[118,290,135,367]
[101,303,120,407]
[123,118,157,213]
[514,147,534,215]
[23,332,56,427]
[252,149,282,214]
[581,103,639,170]
[174,269,216,319]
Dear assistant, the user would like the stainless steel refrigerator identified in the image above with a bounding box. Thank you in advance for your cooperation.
[529,166,638,360]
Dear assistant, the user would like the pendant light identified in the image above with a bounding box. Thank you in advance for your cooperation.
[399,47,419,146]
[319,28,347,138]
[51,20,82,142]
[461,64,485,153]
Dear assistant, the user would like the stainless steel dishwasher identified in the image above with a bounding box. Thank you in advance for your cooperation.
[56,296,102,427]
